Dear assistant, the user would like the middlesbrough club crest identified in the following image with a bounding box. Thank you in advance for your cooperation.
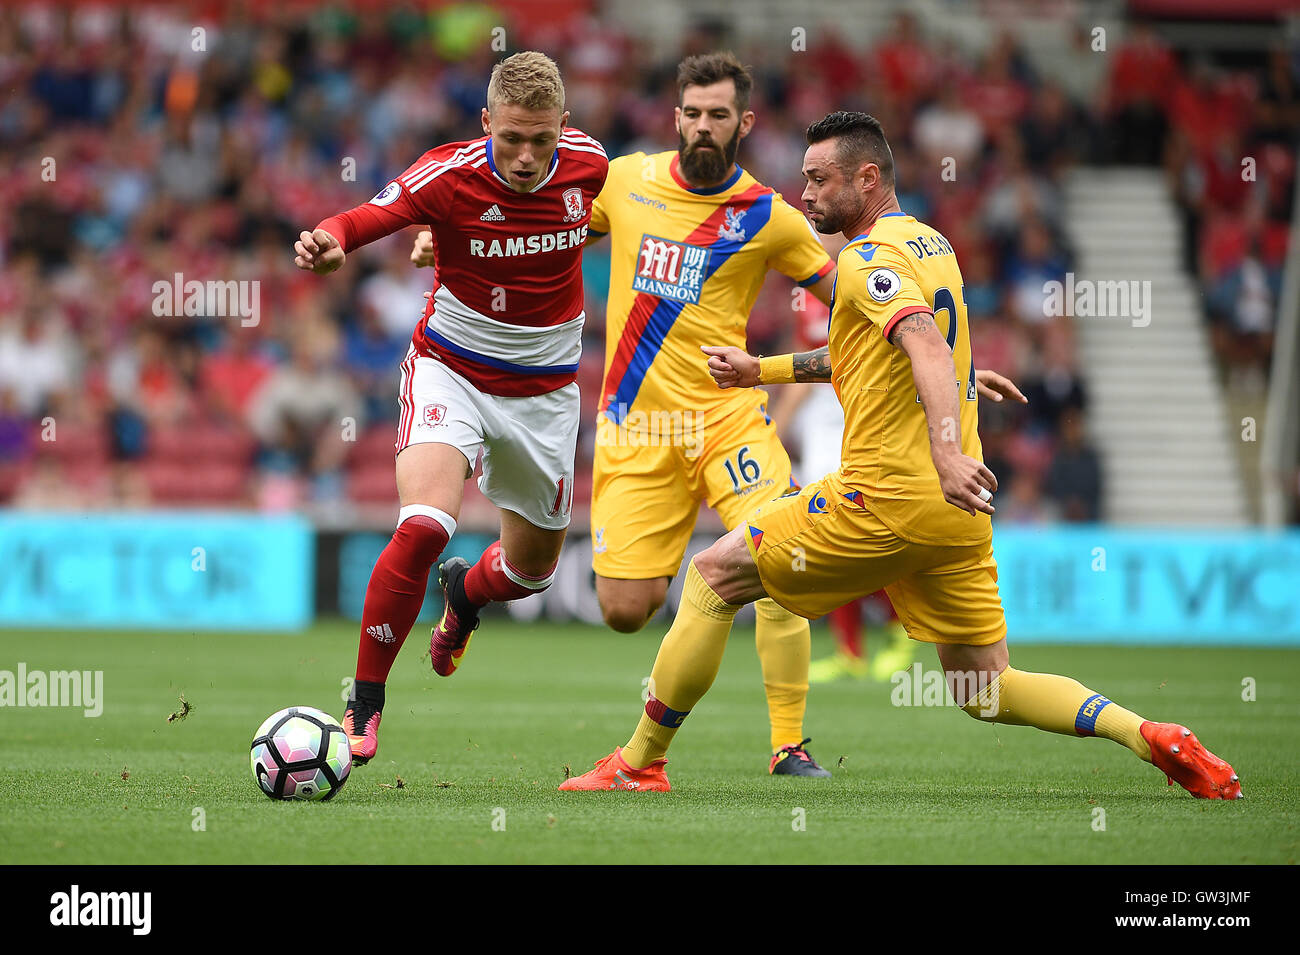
[422,403,447,427]
[562,187,585,222]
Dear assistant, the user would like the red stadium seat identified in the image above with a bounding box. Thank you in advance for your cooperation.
[347,464,398,504]
[345,427,398,468]
[64,459,111,491]
[34,424,107,462]
[144,460,249,505]
[191,464,250,504]
[142,461,192,504]
[0,462,29,502]
[148,424,255,465]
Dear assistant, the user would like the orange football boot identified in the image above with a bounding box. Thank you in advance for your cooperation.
[1140,721,1242,799]
[558,747,671,791]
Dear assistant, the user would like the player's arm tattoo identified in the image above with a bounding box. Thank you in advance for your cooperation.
[792,346,832,382]
[887,312,938,349]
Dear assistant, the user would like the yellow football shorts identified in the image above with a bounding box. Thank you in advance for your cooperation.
[591,399,794,579]
[742,474,1008,645]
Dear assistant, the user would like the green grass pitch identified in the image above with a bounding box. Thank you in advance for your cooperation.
[0,620,1295,864]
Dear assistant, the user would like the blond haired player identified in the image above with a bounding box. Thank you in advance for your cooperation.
[559,111,1241,799]
[297,52,608,764]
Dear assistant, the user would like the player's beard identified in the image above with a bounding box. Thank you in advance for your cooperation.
[677,125,741,186]
[809,190,862,235]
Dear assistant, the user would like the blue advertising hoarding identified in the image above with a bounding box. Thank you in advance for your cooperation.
[0,514,1295,642]
[0,513,313,630]
[993,526,1300,643]
[335,529,494,622]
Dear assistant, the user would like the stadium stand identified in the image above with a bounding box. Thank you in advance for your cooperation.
[0,1,1292,526]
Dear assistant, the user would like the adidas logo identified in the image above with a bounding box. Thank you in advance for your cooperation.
[366,623,397,644]
[480,204,505,222]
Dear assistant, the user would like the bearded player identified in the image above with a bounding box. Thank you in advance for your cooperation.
[294,52,608,764]
[579,53,839,777]
[559,111,1241,799]
[580,54,1021,777]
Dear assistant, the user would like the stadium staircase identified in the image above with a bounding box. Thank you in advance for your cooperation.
[1063,167,1250,525]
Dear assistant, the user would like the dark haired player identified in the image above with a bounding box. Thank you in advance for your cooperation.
[560,111,1241,799]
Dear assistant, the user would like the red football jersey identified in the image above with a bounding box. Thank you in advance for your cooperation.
[316,129,608,396]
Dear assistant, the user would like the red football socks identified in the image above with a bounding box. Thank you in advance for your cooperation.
[463,539,554,606]
[355,512,452,684]
[829,601,862,659]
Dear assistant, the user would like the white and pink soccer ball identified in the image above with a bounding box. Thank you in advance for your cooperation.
[250,706,352,801]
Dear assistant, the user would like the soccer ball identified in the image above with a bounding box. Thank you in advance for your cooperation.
[250,706,352,801]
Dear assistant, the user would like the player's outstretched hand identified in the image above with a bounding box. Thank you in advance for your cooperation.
[294,229,345,274]
[701,345,761,389]
[974,368,1027,404]
[933,450,998,516]
[411,230,437,268]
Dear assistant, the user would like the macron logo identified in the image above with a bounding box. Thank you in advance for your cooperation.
[50,885,151,936]
[480,204,506,222]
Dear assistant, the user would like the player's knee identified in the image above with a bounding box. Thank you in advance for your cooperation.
[393,505,457,564]
[938,641,1010,713]
[691,534,757,605]
[596,577,667,633]
[689,545,727,588]
[602,604,654,633]
[950,664,1010,721]
[598,588,663,632]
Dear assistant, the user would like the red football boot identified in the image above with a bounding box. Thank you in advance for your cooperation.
[1140,721,1242,799]
[558,748,671,791]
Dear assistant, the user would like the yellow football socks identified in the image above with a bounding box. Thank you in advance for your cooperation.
[961,666,1151,760]
[754,597,810,752]
[622,562,739,769]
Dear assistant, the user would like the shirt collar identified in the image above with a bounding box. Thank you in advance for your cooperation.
[485,138,560,193]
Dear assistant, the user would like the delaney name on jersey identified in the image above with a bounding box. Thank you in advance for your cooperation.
[469,226,590,258]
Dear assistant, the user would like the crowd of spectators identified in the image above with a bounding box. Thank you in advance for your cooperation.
[0,2,1292,525]
[1154,32,1298,392]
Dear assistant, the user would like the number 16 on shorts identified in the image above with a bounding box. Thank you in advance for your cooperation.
[723,446,762,493]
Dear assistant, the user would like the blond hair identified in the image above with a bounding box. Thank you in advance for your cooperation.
[487,51,565,113]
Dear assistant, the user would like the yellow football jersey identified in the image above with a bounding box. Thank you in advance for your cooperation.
[831,212,990,546]
[591,151,833,431]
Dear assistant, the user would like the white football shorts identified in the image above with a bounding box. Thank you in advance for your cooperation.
[394,347,579,530]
